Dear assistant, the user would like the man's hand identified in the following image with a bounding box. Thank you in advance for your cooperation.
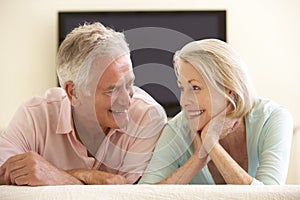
[0,151,83,186]
[68,169,126,185]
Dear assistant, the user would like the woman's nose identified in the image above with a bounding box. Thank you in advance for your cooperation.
[180,90,196,107]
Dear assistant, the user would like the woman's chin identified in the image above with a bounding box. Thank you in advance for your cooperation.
[188,119,199,132]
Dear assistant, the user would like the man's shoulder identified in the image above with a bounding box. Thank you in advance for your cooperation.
[126,87,167,133]
[131,87,165,114]
[24,87,67,108]
[131,86,158,105]
[17,87,69,122]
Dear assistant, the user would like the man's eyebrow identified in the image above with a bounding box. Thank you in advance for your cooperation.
[103,84,117,91]
[128,77,135,84]
[102,74,135,91]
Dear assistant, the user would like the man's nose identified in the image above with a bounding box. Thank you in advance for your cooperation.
[115,86,132,106]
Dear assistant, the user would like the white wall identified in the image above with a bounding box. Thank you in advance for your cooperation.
[1,0,300,128]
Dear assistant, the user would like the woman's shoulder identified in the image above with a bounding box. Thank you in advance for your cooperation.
[167,111,189,130]
[159,110,193,155]
[245,98,293,137]
[248,98,289,118]
[163,111,192,141]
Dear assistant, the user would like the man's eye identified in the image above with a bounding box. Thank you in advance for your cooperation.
[126,82,133,89]
[104,90,113,96]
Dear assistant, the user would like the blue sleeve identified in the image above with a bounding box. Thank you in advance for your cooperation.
[139,122,191,184]
[254,107,293,185]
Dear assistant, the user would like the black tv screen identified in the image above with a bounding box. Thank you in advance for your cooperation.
[58,11,226,117]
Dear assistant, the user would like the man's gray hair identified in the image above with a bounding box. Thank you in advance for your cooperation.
[56,22,130,93]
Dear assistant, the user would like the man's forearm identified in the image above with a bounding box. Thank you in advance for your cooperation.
[67,169,126,185]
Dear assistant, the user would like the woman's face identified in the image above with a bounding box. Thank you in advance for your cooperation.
[177,61,228,132]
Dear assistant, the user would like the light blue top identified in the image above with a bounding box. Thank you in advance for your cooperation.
[139,98,293,185]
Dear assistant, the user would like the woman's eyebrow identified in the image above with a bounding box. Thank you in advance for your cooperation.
[188,79,201,84]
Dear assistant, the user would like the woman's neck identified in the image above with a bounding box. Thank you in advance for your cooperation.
[220,118,246,149]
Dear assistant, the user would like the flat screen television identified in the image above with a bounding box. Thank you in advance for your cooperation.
[58,11,226,117]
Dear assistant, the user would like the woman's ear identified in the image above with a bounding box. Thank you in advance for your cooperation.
[228,90,235,101]
[64,81,75,101]
[226,89,238,109]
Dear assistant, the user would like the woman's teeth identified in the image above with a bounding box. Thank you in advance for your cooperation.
[188,110,204,117]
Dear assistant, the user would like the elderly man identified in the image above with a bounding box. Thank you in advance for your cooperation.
[0,22,167,186]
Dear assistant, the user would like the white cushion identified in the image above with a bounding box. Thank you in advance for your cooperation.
[286,128,300,184]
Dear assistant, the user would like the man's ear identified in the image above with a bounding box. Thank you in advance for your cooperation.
[64,81,75,101]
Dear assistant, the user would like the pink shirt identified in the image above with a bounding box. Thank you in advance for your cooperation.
[0,87,167,184]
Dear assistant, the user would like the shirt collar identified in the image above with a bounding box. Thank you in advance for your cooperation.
[56,96,74,134]
[55,95,126,137]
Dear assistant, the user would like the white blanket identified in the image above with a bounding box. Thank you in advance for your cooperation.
[1,185,300,200]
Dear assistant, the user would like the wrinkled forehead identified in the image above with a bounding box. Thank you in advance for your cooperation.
[88,54,133,89]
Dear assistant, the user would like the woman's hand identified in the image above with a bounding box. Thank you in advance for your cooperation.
[191,131,211,164]
[192,131,203,154]
[200,105,240,157]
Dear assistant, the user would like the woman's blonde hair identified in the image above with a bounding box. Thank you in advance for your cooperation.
[174,39,256,118]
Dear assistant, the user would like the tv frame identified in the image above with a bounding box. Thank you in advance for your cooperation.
[58,11,227,117]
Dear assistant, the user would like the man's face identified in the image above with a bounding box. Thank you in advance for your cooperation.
[94,54,135,134]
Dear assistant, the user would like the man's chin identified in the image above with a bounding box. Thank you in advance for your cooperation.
[112,113,129,130]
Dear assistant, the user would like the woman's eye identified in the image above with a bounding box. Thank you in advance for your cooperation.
[192,85,201,90]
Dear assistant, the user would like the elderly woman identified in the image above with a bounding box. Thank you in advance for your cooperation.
[139,39,293,185]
